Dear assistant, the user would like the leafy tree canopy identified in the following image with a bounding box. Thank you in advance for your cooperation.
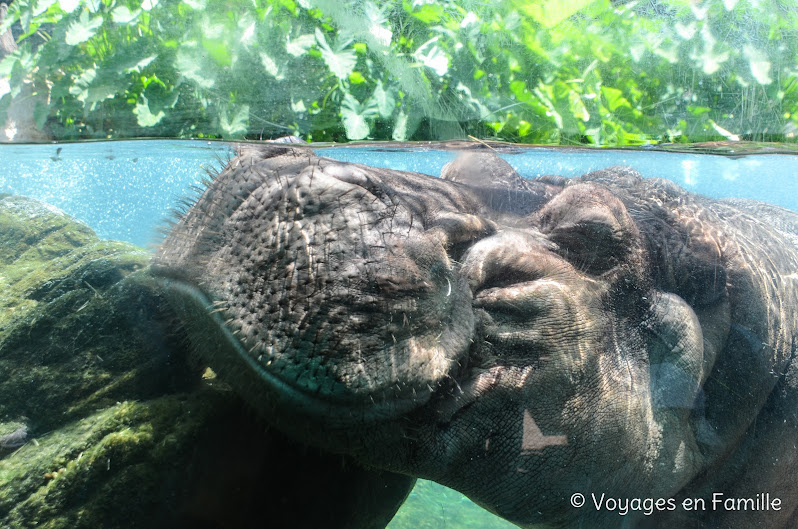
[1,0,797,145]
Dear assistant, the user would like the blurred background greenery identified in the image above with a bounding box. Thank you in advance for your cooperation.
[1,0,797,144]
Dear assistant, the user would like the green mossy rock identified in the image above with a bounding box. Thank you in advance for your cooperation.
[0,196,192,430]
[0,195,235,528]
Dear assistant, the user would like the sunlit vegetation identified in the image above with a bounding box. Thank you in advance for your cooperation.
[1,0,797,144]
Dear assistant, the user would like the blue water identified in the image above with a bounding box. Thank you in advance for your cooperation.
[0,140,796,248]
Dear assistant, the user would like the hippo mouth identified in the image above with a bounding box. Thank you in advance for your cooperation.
[154,274,469,424]
[152,146,488,426]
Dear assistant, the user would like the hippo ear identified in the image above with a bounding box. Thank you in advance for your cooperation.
[440,151,524,189]
[535,183,642,275]
[658,231,727,308]
[440,151,551,215]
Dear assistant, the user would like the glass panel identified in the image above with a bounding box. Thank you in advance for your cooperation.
[1,1,798,528]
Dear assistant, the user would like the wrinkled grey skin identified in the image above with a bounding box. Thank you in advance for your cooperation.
[153,144,798,529]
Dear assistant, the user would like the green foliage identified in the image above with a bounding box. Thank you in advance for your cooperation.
[1,0,797,144]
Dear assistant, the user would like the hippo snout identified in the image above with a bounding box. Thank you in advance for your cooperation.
[153,146,482,423]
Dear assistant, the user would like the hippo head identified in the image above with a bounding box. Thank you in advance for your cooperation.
[152,145,745,527]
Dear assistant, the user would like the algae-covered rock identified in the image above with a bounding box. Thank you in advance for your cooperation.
[0,196,255,528]
[1,394,229,529]
[0,194,211,528]
[0,195,193,432]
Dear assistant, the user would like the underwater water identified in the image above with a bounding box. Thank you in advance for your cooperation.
[0,139,797,529]
[1,141,796,249]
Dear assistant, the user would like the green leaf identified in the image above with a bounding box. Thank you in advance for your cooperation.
[111,6,141,25]
[68,67,118,108]
[291,99,306,113]
[202,39,232,67]
[127,55,156,74]
[674,21,696,40]
[414,37,449,77]
[0,55,14,79]
[34,99,49,130]
[691,27,729,75]
[392,111,408,140]
[134,95,165,127]
[341,92,377,140]
[410,4,444,24]
[568,90,590,122]
[6,58,25,99]
[260,52,285,80]
[68,68,96,100]
[372,81,395,118]
[58,0,81,14]
[315,28,356,80]
[286,33,315,57]
[515,0,600,28]
[32,0,57,17]
[183,0,207,9]
[363,1,391,46]
[510,80,530,101]
[533,85,562,128]
[85,0,103,12]
[601,86,630,113]
[240,20,256,48]
[65,10,103,46]
[219,105,249,138]
[349,71,365,84]
[176,46,215,89]
[744,45,772,85]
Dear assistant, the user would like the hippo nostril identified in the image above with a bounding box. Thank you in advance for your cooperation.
[460,231,563,296]
[424,212,497,263]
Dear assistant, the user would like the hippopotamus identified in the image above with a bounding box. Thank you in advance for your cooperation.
[152,142,798,529]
